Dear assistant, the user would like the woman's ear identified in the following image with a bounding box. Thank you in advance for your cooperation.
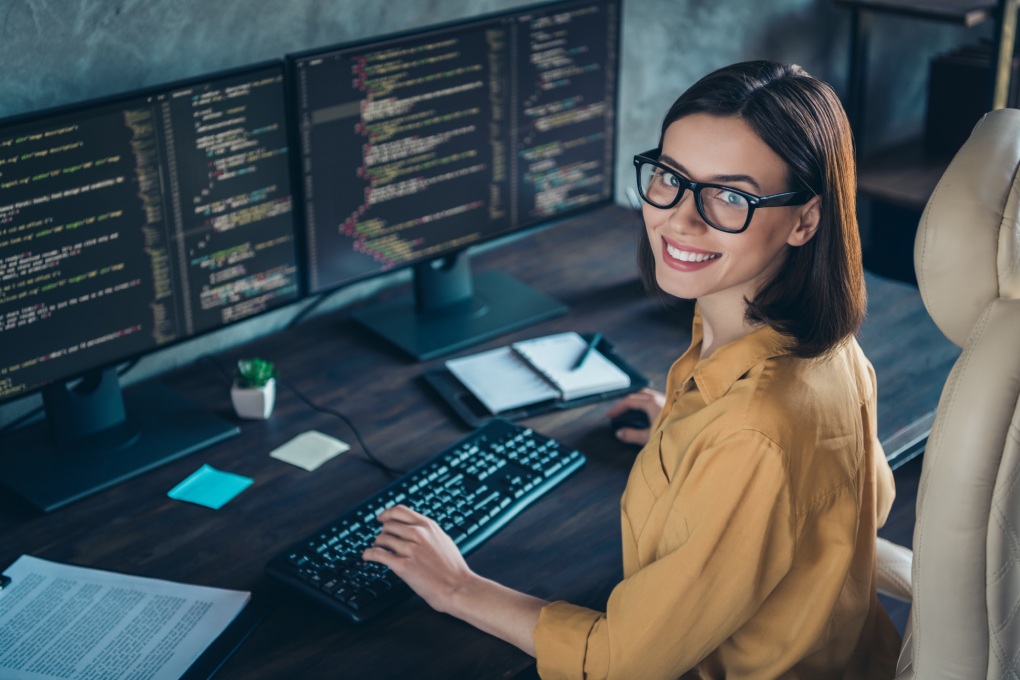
[786,195,821,247]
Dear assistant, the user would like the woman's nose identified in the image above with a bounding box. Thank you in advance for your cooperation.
[667,190,706,231]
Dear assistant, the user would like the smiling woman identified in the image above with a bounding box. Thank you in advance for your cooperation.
[636,61,864,361]
[363,61,900,680]
[637,112,826,355]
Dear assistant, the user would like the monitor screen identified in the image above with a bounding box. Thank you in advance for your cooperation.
[291,0,620,358]
[0,63,298,401]
[0,62,300,511]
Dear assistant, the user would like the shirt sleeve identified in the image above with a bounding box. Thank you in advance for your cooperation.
[533,429,796,680]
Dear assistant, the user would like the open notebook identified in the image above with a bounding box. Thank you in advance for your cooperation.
[445,332,633,415]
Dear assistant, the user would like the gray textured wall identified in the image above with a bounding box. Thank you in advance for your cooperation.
[0,0,982,423]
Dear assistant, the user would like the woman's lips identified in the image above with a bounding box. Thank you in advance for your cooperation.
[661,238,721,271]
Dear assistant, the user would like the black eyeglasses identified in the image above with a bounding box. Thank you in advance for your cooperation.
[633,149,814,234]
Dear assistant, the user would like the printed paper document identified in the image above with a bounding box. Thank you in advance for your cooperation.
[0,554,249,680]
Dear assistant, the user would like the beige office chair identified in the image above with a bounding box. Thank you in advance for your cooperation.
[874,107,1020,678]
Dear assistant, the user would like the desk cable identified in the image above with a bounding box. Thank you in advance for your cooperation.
[201,355,405,479]
[1,356,405,479]
[277,378,405,478]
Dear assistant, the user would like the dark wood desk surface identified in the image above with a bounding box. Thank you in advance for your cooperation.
[0,205,959,679]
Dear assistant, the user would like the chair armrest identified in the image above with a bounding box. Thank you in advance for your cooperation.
[876,536,913,602]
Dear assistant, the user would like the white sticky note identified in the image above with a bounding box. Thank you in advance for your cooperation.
[270,430,351,471]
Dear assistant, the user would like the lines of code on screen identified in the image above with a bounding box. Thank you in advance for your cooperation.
[0,67,298,400]
[296,0,618,293]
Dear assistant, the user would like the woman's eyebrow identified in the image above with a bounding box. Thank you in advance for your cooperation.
[660,152,763,193]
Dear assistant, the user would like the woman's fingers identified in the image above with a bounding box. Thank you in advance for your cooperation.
[605,388,667,446]
[614,426,650,445]
[376,503,428,525]
[367,505,456,559]
[606,388,665,417]
[362,504,473,614]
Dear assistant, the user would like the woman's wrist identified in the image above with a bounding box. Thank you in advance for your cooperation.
[441,571,547,656]
[442,569,489,618]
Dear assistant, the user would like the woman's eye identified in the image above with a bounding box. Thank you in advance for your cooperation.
[717,189,748,207]
[652,170,679,188]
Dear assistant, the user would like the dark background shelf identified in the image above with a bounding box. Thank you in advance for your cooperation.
[835,0,997,26]
[838,0,1017,283]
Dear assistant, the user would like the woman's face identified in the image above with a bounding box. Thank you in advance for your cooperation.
[642,113,818,306]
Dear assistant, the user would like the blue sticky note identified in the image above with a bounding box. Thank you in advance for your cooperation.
[167,464,253,509]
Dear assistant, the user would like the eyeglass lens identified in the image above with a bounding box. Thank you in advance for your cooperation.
[637,161,750,232]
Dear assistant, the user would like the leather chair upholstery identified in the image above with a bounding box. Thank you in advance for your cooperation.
[876,107,1020,679]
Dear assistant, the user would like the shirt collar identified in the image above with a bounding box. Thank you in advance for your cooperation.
[673,306,792,404]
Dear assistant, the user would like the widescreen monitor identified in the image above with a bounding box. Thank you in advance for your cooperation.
[290,0,620,359]
[0,62,300,511]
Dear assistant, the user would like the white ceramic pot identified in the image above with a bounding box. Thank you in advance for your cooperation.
[230,378,276,420]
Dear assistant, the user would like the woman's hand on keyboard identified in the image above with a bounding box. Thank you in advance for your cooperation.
[363,504,472,614]
[364,503,548,655]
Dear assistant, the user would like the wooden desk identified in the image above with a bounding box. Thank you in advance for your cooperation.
[0,205,958,679]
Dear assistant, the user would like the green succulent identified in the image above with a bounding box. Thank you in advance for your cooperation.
[235,357,277,388]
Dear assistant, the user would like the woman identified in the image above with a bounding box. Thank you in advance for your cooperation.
[364,60,900,679]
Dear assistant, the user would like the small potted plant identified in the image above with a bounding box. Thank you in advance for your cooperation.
[230,357,277,420]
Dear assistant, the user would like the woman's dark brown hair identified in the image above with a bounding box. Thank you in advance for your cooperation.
[639,60,864,359]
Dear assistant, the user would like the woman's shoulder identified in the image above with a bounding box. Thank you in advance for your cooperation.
[759,336,873,409]
[737,341,872,505]
[733,342,869,449]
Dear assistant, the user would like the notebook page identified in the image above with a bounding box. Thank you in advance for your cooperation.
[512,332,631,401]
[445,346,560,414]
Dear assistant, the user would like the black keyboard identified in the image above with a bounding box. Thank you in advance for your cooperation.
[265,418,586,623]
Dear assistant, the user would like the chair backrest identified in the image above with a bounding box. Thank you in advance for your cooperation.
[906,107,1020,679]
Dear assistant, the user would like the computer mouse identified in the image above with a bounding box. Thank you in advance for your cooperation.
[610,409,651,431]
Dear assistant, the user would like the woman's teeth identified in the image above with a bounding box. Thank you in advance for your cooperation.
[666,244,721,262]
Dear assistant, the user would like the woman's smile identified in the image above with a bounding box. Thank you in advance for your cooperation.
[661,237,722,271]
[644,113,813,305]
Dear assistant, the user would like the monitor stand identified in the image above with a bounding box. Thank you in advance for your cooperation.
[351,253,567,361]
[0,368,239,512]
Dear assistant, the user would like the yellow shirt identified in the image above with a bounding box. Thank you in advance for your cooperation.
[533,312,900,679]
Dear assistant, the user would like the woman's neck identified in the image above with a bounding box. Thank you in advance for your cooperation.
[697,295,760,360]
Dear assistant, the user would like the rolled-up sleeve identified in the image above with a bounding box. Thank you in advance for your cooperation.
[533,601,602,679]
[533,430,796,680]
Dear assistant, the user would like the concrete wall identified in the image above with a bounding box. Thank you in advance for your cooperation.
[0,0,984,424]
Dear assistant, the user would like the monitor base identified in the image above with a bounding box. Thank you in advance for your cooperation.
[351,270,567,361]
[0,382,239,513]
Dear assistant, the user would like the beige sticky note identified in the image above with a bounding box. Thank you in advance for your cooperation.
[270,430,351,471]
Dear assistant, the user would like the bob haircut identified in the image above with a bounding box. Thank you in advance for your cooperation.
[638,60,865,359]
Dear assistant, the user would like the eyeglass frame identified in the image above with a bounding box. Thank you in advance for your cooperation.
[632,149,815,234]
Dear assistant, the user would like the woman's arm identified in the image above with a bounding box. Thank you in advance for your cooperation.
[367,432,799,680]
[362,504,549,655]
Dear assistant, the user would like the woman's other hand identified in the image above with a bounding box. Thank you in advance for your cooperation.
[606,388,665,445]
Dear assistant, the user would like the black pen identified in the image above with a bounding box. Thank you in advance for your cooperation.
[571,332,603,370]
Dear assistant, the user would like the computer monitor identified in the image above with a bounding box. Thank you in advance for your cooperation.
[0,62,300,511]
[290,0,620,359]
